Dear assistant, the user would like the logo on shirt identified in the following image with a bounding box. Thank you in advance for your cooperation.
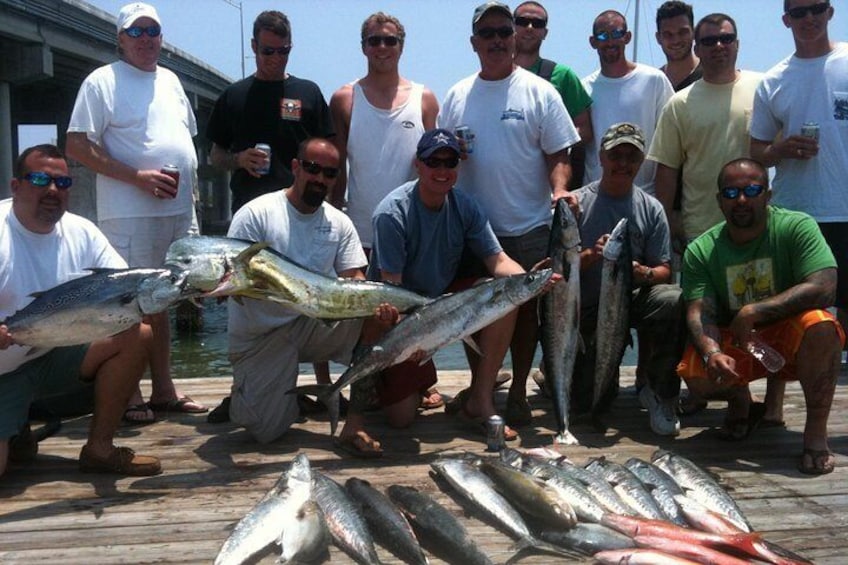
[280,98,302,121]
[726,259,774,310]
[401,120,416,129]
[500,108,526,121]
[835,93,848,121]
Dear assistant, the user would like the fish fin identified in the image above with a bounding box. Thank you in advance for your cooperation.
[288,384,339,436]
[85,267,123,274]
[462,336,483,356]
[233,241,270,265]
[508,537,583,561]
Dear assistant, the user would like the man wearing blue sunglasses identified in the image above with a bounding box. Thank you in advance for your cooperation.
[67,2,205,425]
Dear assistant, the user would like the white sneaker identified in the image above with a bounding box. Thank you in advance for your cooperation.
[640,385,681,437]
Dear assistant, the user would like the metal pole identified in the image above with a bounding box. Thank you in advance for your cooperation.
[633,0,640,62]
[239,1,245,78]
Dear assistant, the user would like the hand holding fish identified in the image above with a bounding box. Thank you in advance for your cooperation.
[530,257,562,294]
[374,302,400,327]
[0,325,13,349]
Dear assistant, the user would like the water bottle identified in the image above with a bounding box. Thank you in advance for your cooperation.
[745,333,785,373]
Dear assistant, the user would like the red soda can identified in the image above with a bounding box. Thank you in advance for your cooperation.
[160,164,180,193]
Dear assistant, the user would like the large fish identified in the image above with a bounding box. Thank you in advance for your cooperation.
[165,235,431,319]
[215,453,313,565]
[585,457,666,521]
[554,459,635,516]
[593,217,632,413]
[594,548,702,564]
[624,457,688,527]
[387,485,494,565]
[538,523,636,555]
[312,472,381,565]
[522,459,607,523]
[278,499,329,564]
[3,267,191,349]
[539,198,582,445]
[299,270,553,435]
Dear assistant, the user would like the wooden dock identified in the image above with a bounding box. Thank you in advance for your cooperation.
[2,367,847,564]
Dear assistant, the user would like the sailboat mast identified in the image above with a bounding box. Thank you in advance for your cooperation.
[633,0,641,62]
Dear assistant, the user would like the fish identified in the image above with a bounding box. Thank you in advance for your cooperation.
[164,235,432,318]
[539,197,582,445]
[523,459,607,523]
[3,267,191,349]
[673,495,747,535]
[593,217,632,413]
[278,499,329,564]
[345,477,428,565]
[538,523,636,555]
[634,534,752,565]
[554,459,635,516]
[214,453,313,565]
[594,548,703,564]
[312,471,381,565]
[651,450,752,532]
[585,457,666,521]
[387,485,494,565]
[298,270,554,435]
[624,457,688,527]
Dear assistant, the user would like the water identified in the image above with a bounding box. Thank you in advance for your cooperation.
[169,301,637,379]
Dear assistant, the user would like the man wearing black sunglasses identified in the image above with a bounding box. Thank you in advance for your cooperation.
[439,1,579,429]
[0,144,161,478]
[679,158,843,475]
[750,0,848,345]
[67,2,205,425]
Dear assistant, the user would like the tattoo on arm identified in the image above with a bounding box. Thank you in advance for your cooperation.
[748,268,837,325]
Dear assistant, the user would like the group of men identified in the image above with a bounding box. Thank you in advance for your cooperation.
[0,0,845,479]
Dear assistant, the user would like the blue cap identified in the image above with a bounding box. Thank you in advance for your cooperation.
[417,129,461,159]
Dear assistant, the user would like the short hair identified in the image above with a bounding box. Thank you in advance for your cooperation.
[296,137,337,161]
[656,1,694,30]
[716,158,770,191]
[253,10,290,42]
[361,12,406,44]
[593,10,628,35]
[15,144,65,178]
[514,1,548,20]
[695,13,737,41]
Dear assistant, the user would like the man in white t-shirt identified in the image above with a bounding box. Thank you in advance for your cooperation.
[0,145,160,479]
[438,1,579,429]
[66,2,205,424]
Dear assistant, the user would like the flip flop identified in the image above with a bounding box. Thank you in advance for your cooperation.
[798,448,835,475]
[147,396,208,414]
[122,404,155,427]
[454,406,518,441]
[717,402,766,441]
[419,388,445,410]
[334,434,383,459]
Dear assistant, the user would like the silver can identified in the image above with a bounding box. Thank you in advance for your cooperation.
[455,125,475,154]
[485,415,505,452]
[160,164,180,193]
[800,121,820,141]
[255,143,271,175]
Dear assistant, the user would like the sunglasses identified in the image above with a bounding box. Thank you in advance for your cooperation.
[594,28,627,42]
[299,159,339,179]
[364,35,400,47]
[721,184,765,200]
[259,44,292,56]
[514,16,547,29]
[421,156,460,169]
[22,171,73,190]
[698,33,737,47]
[786,2,830,19]
[475,26,514,40]
[124,25,161,38]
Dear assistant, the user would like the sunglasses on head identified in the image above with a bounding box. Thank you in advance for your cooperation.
[364,35,400,47]
[786,2,830,19]
[594,28,627,42]
[721,184,765,200]
[514,16,547,29]
[421,155,460,169]
[299,159,339,179]
[698,33,737,46]
[22,171,73,190]
[475,26,514,40]
[259,44,292,56]
[124,25,161,38]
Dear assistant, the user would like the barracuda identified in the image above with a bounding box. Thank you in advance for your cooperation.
[312,472,380,565]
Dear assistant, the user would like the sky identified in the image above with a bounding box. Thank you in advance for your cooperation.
[80,0,847,103]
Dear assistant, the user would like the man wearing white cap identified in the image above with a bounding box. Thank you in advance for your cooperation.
[66,2,205,424]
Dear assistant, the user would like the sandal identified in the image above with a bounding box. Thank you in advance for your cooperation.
[717,402,766,441]
[419,388,445,411]
[677,391,708,417]
[798,448,835,475]
[147,396,208,414]
[334,433,383,459]
[122,403,155,427]
[454,406,518,441]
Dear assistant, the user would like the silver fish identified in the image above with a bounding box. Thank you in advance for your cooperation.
[523,459,607,523]
[278,499,329,564]
[215,453,313,565]
[312,472,381,565]
[585,457,666,520]
[624,457,688,527]
[555,459,634,516]
[593,217,631,412]
[539,198,582,445]
[3,267,190,349]
[539,523,636,555]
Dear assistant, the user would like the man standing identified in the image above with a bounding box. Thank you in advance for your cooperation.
[207,10,333,214]
[66,2,204,424]
[655,1,702,91]
[750,0,848,338]
[438,1,579,427]
[512,1,593,188]
[582,10,674,194]
[573,124,683,436]
[677,158,843,474]
[0,145,160,478]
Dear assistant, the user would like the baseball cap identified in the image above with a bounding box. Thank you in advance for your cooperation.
[472,1,513,28]
[117,2,161,31]
[417,129,461,159]
[601,122,646,153]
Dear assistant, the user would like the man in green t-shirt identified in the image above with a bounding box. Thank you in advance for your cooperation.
[678,158,844,475]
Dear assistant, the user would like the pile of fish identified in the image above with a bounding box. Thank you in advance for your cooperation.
[214,449,812,564]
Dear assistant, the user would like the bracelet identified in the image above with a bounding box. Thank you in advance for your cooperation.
[702,348,722,366]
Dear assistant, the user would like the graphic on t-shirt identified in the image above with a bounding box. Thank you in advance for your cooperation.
[500,108,526,121]
[280,98,302,121]
[834,91,848,121]
[727,258,774,310]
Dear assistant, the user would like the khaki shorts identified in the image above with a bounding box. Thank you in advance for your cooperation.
[100,210,198,268]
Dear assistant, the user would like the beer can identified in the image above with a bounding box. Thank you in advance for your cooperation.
[800,122,820,141]
[160,164,180,192]
[455,125,475,154]
[486,415,506,452]
[255,143,271,175]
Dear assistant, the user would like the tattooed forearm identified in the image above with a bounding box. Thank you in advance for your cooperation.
[749,268,837,325]
[686,296,722,354]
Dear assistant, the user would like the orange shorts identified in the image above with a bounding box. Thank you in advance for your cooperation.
[677,309,845,383]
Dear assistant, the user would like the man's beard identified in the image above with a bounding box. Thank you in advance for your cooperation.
[302,183,327,208]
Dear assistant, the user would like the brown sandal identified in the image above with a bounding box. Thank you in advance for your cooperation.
[798,448,835,475]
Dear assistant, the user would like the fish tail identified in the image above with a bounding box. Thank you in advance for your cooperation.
[288,384,339,436]
[508,537,583,561]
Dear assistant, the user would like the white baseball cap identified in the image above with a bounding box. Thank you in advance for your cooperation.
[116,2,161,31]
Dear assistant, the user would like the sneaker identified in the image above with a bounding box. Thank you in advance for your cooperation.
[640,386,680,437]
[207,396,231,424]
[8,423,38,463]
[79,445,162,476]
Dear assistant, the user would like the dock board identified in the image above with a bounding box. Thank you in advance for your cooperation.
[2,367,847,563]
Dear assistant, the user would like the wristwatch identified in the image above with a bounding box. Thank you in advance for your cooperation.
[702,348,722,366]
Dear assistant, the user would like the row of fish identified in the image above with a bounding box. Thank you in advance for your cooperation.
[214,448,811,564]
